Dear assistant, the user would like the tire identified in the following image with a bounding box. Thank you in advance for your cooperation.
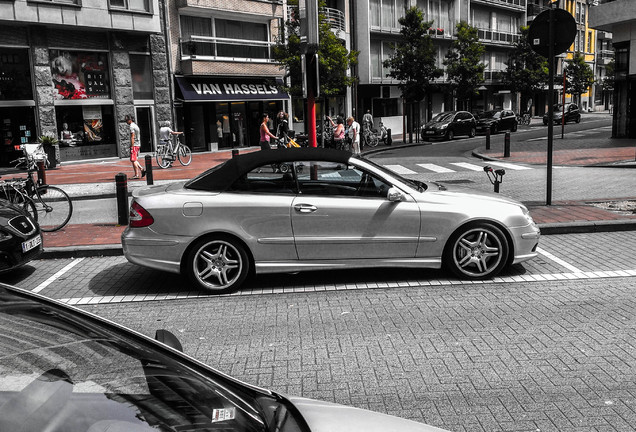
[178,145,192,166]
[156,145,171,169]
[446,129,454,141]
[491,124,498,135]
[511,122,518,132]
[33,185,73,232]
[575,115,581,124]
[543,119,548,126]
[368,134,379,147]
[444,222,509,279]
[469,127,476,138]
[279,163,290,173]
[185,236,250,294]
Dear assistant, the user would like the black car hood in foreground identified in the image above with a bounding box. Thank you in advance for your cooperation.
[0,284,451,432]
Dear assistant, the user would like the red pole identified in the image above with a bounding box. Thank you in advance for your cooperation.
[308,89,317,148]
[561,70,566,138]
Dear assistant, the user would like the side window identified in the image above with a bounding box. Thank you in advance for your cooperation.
[296,161,392,198]
[228,163,297,194]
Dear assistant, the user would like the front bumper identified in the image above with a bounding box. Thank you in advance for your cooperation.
[510,223,541,264]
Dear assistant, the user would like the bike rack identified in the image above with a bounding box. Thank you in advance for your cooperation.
[483,166,505,193]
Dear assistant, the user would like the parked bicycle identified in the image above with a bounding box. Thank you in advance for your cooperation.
[1,145,73,232]
[361,125,380,148]
[517,112,531,126]
[156,135,192,169]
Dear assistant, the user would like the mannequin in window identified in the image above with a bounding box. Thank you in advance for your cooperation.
[60,123,76,147]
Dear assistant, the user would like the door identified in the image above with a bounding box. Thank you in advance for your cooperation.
[291,162,421,260]
[135,106,154,153]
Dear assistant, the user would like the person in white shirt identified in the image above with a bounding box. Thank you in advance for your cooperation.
[346,116,361,155]
[159,120,183,144]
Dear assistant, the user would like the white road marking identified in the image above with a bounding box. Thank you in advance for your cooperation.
[32,258,85,293]
[383,165,417,175]
[417,163,456,173]
[486,161,532,170]
[537,247,583,273]
[449,162,488,171]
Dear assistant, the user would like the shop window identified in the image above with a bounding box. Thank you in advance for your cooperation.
[50,50,110,100]
[130,54,153,100]
[0,107,36,166]
[0,48,33,101]
[109,0,151,13]
[55,105,115,147]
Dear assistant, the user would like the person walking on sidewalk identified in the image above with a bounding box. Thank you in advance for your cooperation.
[259,113,278,151]
[346,116,361,155]
[126,115,145,179]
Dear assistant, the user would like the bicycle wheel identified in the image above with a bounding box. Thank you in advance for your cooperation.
[178,145,192,166]
[33,185,73,232]
[367,133,379,147]
[156,145,171,169]
[9,192,38,222]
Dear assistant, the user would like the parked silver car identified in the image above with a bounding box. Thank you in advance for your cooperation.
[0,283,450,432]
[122,148,540,293]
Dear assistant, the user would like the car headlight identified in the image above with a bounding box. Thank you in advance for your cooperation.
[439,123,448,129]
[520,206,535,225]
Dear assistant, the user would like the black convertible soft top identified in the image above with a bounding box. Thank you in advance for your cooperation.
[185,147,354,191]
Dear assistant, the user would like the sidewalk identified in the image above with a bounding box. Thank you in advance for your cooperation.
[5,121,634,257]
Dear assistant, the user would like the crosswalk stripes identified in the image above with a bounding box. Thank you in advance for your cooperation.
[384,160,533,175]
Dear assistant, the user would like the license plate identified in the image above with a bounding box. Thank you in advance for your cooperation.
[22,235,42,253]
[426,130,435,135]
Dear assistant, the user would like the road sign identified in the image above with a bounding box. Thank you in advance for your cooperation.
[528,8,576,58]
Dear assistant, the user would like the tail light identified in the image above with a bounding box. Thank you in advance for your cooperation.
[129,201,154,228]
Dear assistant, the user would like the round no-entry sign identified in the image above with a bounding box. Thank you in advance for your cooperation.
[528,8,577,58]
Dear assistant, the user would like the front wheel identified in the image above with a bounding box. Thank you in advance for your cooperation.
[511,122,518,132]
[367,133,379,147]
[185,236,250,294]
[33,185,73,232]
[469,127,476,138]
[446,129,454,141]
[178,145,192,166]
[444,222,509,279]
[10,192,37,222]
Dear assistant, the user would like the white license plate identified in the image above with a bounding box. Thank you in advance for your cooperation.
[425,130,435,135]
[22,235,42,253]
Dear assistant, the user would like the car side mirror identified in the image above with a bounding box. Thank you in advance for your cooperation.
[387,187,404,202]
[155,329,183,352]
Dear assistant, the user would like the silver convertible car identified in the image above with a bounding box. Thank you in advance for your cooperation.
[122,148,540,293]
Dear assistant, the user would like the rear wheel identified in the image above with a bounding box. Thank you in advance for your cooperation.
[10,192,37,222]
[185,236,250,294]
[575,115,581,124]
[444,222,509,279]
[178,145,192,166]
[469,127,476,138]
[446,129,454,141]
[33,185,73,232]
[511,122,518,132]
[156,145,171,169]
[367,133,379,147]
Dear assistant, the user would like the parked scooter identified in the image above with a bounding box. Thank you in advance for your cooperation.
[379,122,392,146]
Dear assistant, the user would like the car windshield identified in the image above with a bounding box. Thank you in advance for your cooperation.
[477,111,501,119]
[430,112,454,123]
[0,287,279,432]
[357,158,428,192]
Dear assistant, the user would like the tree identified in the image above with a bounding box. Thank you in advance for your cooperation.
[443,21,485,110]
[383,6,442,103]
[501,26,549,113]
[565,52,595,106]
[273,0,358,97]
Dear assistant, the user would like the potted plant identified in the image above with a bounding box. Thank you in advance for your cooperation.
[38,133,60,168]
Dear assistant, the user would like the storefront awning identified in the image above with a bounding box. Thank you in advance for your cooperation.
[175,76,289,102]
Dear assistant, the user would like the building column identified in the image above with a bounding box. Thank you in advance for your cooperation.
[31,30,55,139]
[111,35,134,158]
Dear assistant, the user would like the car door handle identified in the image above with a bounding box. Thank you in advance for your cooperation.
[294,204,317,213]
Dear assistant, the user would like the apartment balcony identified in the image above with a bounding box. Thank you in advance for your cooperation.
[527,3,548,21]
[483,70,504,83]
[597,56,613,66]
[286,6,345,33]
[589,0,636,31]
[471,0,526,12]
[477,28,520,45]
[180,36,277,63]
[596,30,612,40]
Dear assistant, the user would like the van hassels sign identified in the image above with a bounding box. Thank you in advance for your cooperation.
[176,77,288,101]
[50,50,110,100]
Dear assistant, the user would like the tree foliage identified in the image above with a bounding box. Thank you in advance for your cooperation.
[273,0,358,97]
[383,6,442,102]
[501,26,549,107]
[565,51,595,100]
[602,58,614,91]
[443,21,485,108]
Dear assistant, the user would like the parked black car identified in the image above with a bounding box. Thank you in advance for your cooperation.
[0,199,42,272]
[543,103,581,125]
[421,111,476,141]
[475,109,518,134]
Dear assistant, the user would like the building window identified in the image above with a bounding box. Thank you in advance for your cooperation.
[369,0,406,29]
[109,0,151,13]
[130,54,153,100]
[0,48,33,101]
[180,15,272,61]
[370,40,394,80]
[49,50,110,100]
[27,0,81,5]
[587,31,592,53]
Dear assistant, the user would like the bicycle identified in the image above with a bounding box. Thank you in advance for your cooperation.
[517,113,531,126]
[2,145,73,232]
[156,135,192,169]
[362,125,379,148]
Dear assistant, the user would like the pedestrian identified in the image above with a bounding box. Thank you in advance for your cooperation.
[362,109,374,149]
[159,120,183,145]
[259,113,278,150]
[327,115,346,150]
[346,116,361,155]
[276,111,289,146]
[125,115,145,179]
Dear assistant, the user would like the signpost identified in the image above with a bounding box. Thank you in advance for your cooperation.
[299,0,319,148]
[528,3,576,206]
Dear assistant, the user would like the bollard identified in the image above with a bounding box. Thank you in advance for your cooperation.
[115,173,129,226]
[503,132,510,157]
[232,149,239,158]
[144,154,154,185]
[36,160,46,186]
[485,128,491,150]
